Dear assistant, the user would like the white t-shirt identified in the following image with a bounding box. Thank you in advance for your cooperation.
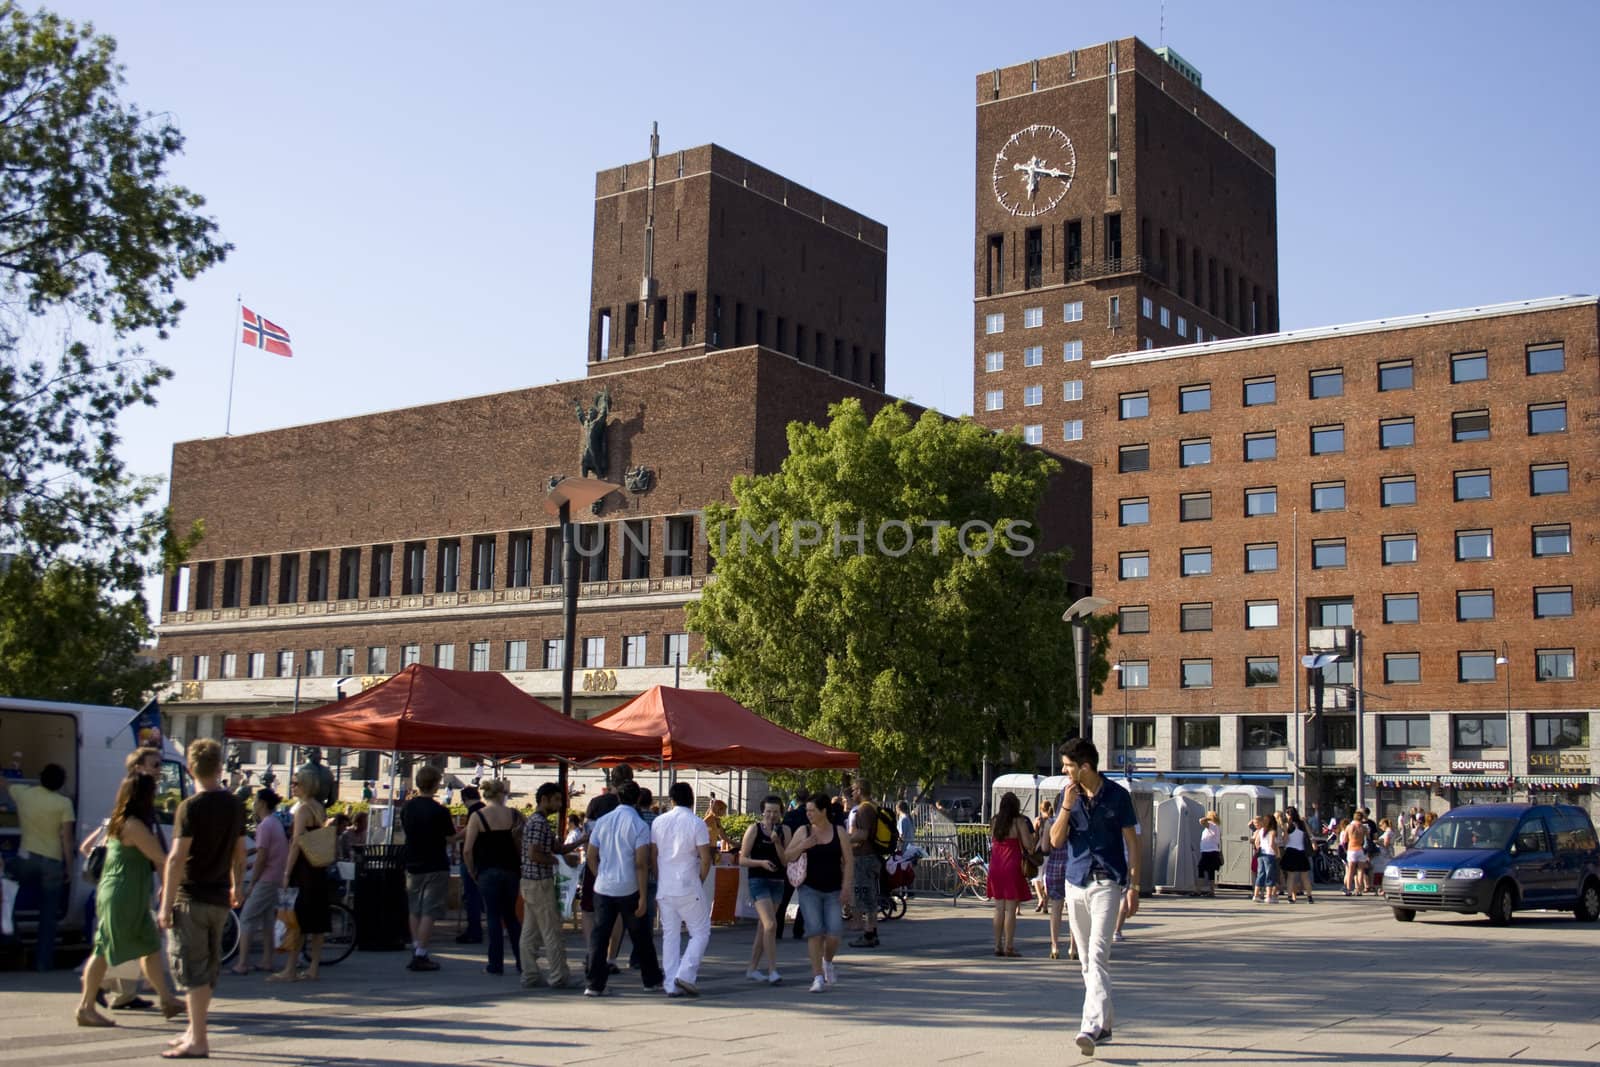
[1200,825,1221,852]
[651,805,711,898]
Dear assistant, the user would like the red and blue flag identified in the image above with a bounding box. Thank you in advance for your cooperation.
[241,306,293,357]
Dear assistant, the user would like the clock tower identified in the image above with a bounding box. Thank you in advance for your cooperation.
[972,38,1279,459]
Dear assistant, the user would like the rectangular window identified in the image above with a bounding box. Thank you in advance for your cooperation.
[1141,296,1154,319]
[219,652,238,679]
[1119,498,1150,526]
[193,654,210,680]
[306,551,329,602]
[1454,470,1491,501]
[1119,552,1150,579]
[1244,431,1277,462]
[505,640,528,671]
[1456,590,1494,621]
[334,549,358,600]
[1179,438,1211,467]
[1379,360,1414,391]
[1063,419,1084,442]
[1113,717,1156,746]
[985,312,1005,334]
[1023,345,1043,367]
[1380,418,1414,449]
[471,535,495,591]
[507,531,533,587]
[1118,444,1149,473]
[1120,391,1149,419]
[275,650,294,677]
[1244,487,1277,516]
[1455,529,1493,560]
[436,539,460,594]
[1242,717,1289,748]
[582,637,605,668]
[1454,716,1507,748]
[985,351,1004,372]
[1179,383,1210,412]
[1119,605,1150,634]
[1246,658,1280,687]
[433,643,455,669]
[1451,351,1488,382]
[220,559,242,608]
[276,554,300,604]
[1324,716,1357,748]
[248,557,270,606]
[1180,492,1212,521]
[1180,602,1213,632]
[1526,343,1564,375]
[1246,601,1279,629]
[1063,379,1083,401]
[1382,476,1417,507]
[1532,715,1588,747]
[401,644,420,668]
[465,640,487,671]
[1063,339,1083,362]
[1530,463,1568,496]
[985,389,1004,411]
[1159,306,1171,328]
[1023,306,1044,328]
[1452,410,1489,441]
[332,646,352,675]
[621,519,651,580]
[542,639,564,670]
[366,646,387,673]
[1023,425,1043,445]
[402,542,426,595]
[1534,586,1573,618]
[1116,661,1149,689]
[1312,539,1346,568]
[1382,716,1430,747]
[1310,425,1344,454]
[1383,534,1418,565]
[1181,547,1213,576]
[665,632,690,667]
[1063,301,1084,322]
[1532,523,1570,557]
[305,648,325,676]
[1309,368,1344,398]
[1181,660,1213,689]
[1023,385,1043,406]
[1025,227,1043,289]
[1176,315,1188,338]
[1178,717,1220,749]
[665,516,695,578]
[1528,402,1566,435]
[1458,650,1496,682]
[1243,376,1276,406]
[1312,481,1346,512]
[1383,593,1419,624]
[368,544,393,597]
[1245,543,1278,573]
[1536,650,1575,682]
[623,634,647,667]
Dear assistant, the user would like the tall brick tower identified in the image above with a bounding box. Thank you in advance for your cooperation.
[971,38,1278,460]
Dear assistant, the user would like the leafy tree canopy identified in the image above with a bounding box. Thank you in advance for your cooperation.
[688,399,1108,794]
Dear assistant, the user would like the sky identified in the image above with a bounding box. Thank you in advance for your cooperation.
[43,1,1600,608]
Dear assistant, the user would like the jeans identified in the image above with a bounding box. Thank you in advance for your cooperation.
[658,890,710,991]
[476,868,521,973]
[627,881,657,971]
[519,878,570,988]
[587,891,661,993]
[459,865,483,937]
[15,854,66,971]
[1064,878,1124,1036]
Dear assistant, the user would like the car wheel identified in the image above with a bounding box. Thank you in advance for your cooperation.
[1488,884,1515,926]
[1575,879,1600,923]
[1391,907,1416,923]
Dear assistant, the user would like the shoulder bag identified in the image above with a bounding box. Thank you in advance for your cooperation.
[298,821,337,868]
[84,843,108,882]
[786,834,808,888]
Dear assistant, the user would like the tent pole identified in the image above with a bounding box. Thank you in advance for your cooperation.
[385,748,400,844]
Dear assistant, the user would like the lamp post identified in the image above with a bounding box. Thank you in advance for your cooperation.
[1301,652,1338,817]
[1110,659,1131,781]
[1062,596,1112,743]
[1495,643,1512,799]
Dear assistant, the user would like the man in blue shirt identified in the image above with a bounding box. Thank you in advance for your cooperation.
[1048,738,1139,1057]
[584,781,664,995]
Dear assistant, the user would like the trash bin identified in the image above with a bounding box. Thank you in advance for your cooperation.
[354,844,411,951]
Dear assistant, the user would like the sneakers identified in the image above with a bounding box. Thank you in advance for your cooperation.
[848,934,879,948]
[1075,1031,1097,1056]
[582,987,605,997]
[767,970,782,986]
[822,960,836,986]
[408,954,440,972]
[809,975,827,993]
[746,968,768,983]
[1112,930,1126,943]
[674,980,699,997]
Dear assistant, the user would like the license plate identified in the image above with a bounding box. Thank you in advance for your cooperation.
[1403,882,1439,893]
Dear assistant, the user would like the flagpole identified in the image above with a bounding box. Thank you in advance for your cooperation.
[225,294,241,436]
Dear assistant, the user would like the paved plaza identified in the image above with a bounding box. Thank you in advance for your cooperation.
[3,890,1597,1066]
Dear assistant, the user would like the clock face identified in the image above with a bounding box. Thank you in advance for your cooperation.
[992,124,1076,217]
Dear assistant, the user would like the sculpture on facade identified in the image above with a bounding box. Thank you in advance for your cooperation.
[576,387,612,478]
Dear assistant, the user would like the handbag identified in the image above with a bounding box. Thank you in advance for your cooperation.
[1022,852,1040,881]
[84,844,108,882]
[786,852,807,888]
[298,823,337,868]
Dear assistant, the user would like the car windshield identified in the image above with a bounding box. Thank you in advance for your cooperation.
[1416,816,1516,851]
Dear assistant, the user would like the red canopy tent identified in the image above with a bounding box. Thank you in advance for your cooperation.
[221,664,659,762]
[587,685,859,770]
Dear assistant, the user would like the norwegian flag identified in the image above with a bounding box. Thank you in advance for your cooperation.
[241,306,293,357]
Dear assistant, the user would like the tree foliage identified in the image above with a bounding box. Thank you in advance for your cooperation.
[0,3,227,703]
[688,400,1109,793]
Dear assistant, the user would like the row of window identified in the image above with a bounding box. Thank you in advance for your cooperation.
[175,633,694,681]
[1117,588,1574,634]
[1118,526,1572,577]
[175,517,702,612]
[1117,713,1589,751]
[1110,648,1576,692]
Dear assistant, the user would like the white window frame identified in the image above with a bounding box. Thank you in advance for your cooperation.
[1023,385,1043,407]
[1023,306,1044,329]
[985,389,1004,412]
[1063,301,1084,323]
[1063,379,1083,402]
[984,351,1004,373]
[984,312,1005,334]
[1022,424,1043,445]
[1023,345,1043,367]
[1063,419,1084,442]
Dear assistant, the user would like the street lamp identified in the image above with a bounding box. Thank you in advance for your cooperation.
[1063,596,1112,742]
[1110,659,1132,780]
[1495,643,1512,798]
[1301,652,1339,817]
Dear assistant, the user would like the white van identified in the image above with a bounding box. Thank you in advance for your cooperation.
[0,696,192,939]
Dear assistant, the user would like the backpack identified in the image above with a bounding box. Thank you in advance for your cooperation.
[872,806,899,856]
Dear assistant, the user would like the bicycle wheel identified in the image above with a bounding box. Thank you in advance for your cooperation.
[304,903,357,967]
[888,890,907,919]
[219,909,241,964]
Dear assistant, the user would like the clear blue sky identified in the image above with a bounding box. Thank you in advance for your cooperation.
[57,1,1597,583]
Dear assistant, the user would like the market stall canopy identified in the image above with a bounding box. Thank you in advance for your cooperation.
[221,664,660,761]
[588,685,859,770]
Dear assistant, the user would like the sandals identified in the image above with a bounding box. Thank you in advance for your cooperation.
[1003,947,1022,958]
[75,1009,117,1028]
[1049,948,1060,959]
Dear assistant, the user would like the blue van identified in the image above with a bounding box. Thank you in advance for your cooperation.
[1381,803,1600,924]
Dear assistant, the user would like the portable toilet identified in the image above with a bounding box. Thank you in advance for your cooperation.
[990,773,1047,819]
[1153,791,1207,894]
[1173,783,1217,806]
[1215,784,1276,887]
[1123,779,1171,894]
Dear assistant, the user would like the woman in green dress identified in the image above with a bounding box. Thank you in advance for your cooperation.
[75,773,183,1027]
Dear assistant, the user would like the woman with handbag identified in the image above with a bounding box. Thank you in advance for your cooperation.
[781,795,853,994]
[987,791,1037,958]
[737,794,790,985]
[271,770,332,982]
[463,778,523,975]
[74,773,184,1027]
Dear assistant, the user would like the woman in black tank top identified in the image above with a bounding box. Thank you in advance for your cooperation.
[738,796,791,983]
[781,797,855,992]
[464,780,524,975]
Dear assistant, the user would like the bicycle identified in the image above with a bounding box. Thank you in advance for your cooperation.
[221,884,357,968]
[936,853,990,905]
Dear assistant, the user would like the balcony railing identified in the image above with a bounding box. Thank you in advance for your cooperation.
[1064,254,1167,285]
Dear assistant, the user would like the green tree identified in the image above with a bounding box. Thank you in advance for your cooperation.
[0,3,228,702]
[688,399,1108,793]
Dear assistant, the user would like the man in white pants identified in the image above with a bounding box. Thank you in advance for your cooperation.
[651,782,714,997]
[1049,738,1140,1058]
